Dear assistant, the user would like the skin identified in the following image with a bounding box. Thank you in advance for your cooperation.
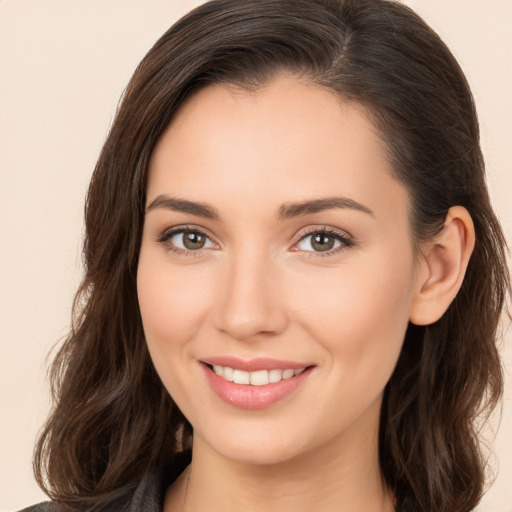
[137,75,474,511]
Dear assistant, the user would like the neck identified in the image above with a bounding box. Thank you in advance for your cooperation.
[168,411,394,512]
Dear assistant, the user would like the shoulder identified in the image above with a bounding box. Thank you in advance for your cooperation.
[17,503,63,512]
[18,451,191,512]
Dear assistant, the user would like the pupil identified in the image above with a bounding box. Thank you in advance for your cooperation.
[183,231,205,250]
[312,234,334,252]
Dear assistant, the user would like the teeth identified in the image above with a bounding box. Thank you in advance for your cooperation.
[250,370,269,386]
[223,366,234,382]
[269,369,282,383]
[211,365,306,385]
[233,370,250,384]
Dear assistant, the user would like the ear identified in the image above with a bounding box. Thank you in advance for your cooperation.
[409,206,475,326]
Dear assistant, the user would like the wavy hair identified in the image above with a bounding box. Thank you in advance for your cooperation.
[34,1,509,511]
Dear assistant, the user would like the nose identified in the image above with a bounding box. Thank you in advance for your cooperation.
[213,251,288,341]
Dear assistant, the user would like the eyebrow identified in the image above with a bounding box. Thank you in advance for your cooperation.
[145,194,373,221]
[146,195,221,220]
[277,197,373,220]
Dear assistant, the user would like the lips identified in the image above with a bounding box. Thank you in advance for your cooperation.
[200,357,314,409]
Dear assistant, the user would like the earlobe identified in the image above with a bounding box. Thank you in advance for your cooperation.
[409,206,475,326]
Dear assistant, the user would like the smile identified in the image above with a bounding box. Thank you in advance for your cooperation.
[211,365,306,385]
[201,359,314,409]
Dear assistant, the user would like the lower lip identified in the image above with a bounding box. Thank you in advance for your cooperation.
[202,364,313,410]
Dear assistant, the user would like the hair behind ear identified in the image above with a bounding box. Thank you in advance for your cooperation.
[381,199,508,510]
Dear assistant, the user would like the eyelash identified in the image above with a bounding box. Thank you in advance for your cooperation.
[155,225,218,257]
[155,225,355,258]
[294,226,355,257]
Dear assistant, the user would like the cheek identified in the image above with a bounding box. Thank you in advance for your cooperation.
[289,250,415,373]
[136,251,218,414]
[137,252,214,352]
[282,252,415,437]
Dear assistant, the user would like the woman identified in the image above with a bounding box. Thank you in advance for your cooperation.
[21,0,509,511]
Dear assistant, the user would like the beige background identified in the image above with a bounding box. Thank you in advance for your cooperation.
[0,1,510,510]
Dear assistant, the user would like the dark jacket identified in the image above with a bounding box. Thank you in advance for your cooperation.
[18,454,190,512]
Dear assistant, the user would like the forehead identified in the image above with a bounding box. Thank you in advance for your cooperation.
[147,76,408,224]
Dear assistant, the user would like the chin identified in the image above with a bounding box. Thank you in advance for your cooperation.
[194,423,312,466]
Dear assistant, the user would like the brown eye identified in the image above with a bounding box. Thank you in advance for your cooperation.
[182,230,207,250]
[160,228,216,253]
[311,233,335,252]
[296,229,353,254]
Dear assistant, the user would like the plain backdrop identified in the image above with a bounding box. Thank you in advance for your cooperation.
[0,1,511,510]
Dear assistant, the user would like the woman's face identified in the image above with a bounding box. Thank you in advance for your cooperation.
[137,76,423,465]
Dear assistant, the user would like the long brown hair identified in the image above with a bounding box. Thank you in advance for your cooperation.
[34,1,509,511]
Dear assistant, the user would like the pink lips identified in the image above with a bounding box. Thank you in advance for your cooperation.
[201,357,313,410]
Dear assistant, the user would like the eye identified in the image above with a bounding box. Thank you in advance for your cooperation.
[157,227,217,254]
[295,228,354,255]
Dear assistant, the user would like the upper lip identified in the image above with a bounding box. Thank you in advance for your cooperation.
[201,356,313,372]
